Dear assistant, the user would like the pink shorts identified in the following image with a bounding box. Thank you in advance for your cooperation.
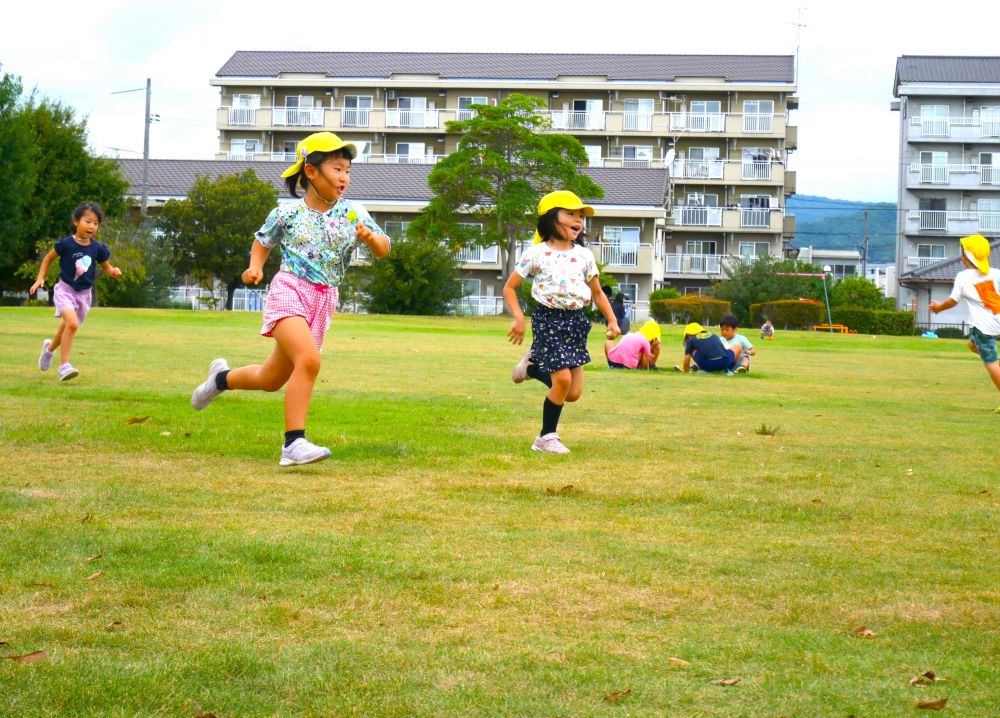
[53,280,93,324]
[261,271,339,350]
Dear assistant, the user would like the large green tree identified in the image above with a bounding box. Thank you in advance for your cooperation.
[711,256,826,323]
[828,275,894,310]
[407,93,603,285]
[158,169,277,309]
[0,69,37,290]
[359,235,462,315]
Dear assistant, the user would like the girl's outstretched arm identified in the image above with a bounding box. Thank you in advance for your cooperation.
[587,276,620,339]
[100,260,122,278]
[356,223,390,258]
[242,241,273,285]
[503,272,526,344]
[30,250,58,294]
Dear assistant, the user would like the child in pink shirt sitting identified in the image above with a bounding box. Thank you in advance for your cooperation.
[604,321,661,370]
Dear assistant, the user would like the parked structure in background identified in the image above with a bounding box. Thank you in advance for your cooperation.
[794,247,862,280]
[892,55,1000,316]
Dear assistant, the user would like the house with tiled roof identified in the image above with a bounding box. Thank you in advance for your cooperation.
[207,50,798,304]
[892,55,1000,315]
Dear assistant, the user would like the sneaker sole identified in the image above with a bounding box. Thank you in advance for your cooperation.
[279,451,331,467]
[59,370,79,382]
[531,445,570,455]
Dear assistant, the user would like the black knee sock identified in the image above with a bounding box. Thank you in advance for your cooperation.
[215,369,230,391]
[541,397,563,436]
[284,429,306,447]
[527,363,552,388]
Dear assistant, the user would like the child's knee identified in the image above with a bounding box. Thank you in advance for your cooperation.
[968,341,980,355]
[63,318,80,332]
[296,352,321,377]
[565,388,582,402]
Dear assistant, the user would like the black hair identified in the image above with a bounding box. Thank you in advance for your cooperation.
[536,207,588,246]
[719,313,739,329]
[284,147,355,198]
[70,202,104,233]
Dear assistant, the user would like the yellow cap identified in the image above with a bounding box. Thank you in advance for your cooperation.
[638,321,661,343]
[280,132,358,179]
[683,322,705,337]
[960,233,992,274]
[533,190,595,244]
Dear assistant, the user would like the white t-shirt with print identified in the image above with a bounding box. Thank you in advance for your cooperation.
[515,242,599,311]
[949,267,1000,335]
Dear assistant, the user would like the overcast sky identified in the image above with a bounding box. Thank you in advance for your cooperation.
[4,0,1000,202]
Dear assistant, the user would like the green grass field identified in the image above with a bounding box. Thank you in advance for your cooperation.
[1,307,997,717]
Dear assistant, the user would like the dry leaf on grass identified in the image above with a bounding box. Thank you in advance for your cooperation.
[5,650,47,664]
[126,416,150,425]
[910,671,945,686]
[916,697,948,710]
[851,625,876,638]
[86,554,103,562]
[711,678,740,686]
[603,688,632,702]
[105,621,122,630]
[30,581,54,588]
[545,484,575,495]
[80,513,94,524]
[84,571,104,581]
[668,657,690,666]
[0,641,9,647]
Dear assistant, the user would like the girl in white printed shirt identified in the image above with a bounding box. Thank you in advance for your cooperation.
[503,191,620,454]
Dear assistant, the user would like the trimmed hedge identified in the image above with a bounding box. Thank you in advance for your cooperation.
[650,296,731,325]
[934,326,967,339]
[750,299,824,329]
[830,307,916,336]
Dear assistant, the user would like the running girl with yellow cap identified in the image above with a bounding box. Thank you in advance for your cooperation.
[930,233,1000,412]
[504,190,621,454]
[189,132,392,465]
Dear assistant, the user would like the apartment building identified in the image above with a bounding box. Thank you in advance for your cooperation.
[209,51,798,301]
[892,56,1000,318]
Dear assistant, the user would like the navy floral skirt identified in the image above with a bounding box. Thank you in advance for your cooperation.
[530,304,592,374]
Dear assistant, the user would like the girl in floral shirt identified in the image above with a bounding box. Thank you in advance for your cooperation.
[503,190,620,454]
[191,132,390,466]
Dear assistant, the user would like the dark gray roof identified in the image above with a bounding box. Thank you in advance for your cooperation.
[900,238,1000,284]
[116,159,668,207]
[894,56,1000,94]
[216,51,793,83]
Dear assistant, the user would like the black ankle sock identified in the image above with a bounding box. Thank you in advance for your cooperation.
[284,429,305,447]
[526,363,552,388]
[215,369,230,391]
[541,397,563,436]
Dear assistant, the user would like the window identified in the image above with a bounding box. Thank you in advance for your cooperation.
[919,151,949,183]
[686,240,717,255]
[684,287,703,296]
[981,106,1000,137]
[584,145,603,167]
[396,97,427,128]
[740,194,775,209]
[917,244,945,259]
[687,147,721,178]
[617,283,638,304]
[691,100,721,114]
[343,95,373,127]
[686,193,718,207]
[920,105,950,136]
[602,226,640,266]
[281,95,318,126]
[230,138,261,159]
[457,96,488,120]
[828,263,856,279]
[232,94,260,109]
[742,100,774,133]
[384,221,411,241]
[571,99,603,129]
[229,94,259,125]
[461,278,481,297]
[623,145,652,168]
[743,100,774,115]
[394,142,426,163]
[688,100,723,131]
[739,242,771,258]
[623,98,653,131]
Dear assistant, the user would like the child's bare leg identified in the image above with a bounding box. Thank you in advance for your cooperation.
[603,339,615,359]
[271,317,321,431]
[565,366,585,402]
[968,341,979,355]
[50,310,80,364]
[985,361,1000,392]
[548,368,571,404]
[225,343,294,393]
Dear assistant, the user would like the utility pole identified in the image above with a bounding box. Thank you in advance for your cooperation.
[142,78,151,218]
[861,210,869,279]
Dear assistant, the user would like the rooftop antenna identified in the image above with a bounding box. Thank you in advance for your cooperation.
[793,8,807,86]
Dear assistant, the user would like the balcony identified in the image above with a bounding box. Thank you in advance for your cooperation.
[341,108,371,127]
[905,255,949,269]
[622,112,653,131]
[673,159,725,180]
[740,208,771,228]
[906,162,1000,189]
[668,112,726,133]
[593,243,655,272]
[550,111,606,131]
[905,209,1000,235]
[386,109,440,129]
[670,207,784,232]
[273,107,325,127]
[783,214,796,236]
[226,107,257,126]
[455,245,499,265]
[907,116,1000,142]
[742,113,775,133]
[381,154,442,165]
[741,161,772,181]
[664,253,724,276]
[784,170,797,195]
[786,124,798,150]
[672,206,723,227]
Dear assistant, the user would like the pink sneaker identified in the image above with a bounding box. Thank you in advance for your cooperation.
[531,432,570,454]
[512,351,532,384]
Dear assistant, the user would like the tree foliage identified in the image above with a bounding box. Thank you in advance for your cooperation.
[828,275,893,310]
[407,94,603,284]
[711,256,826,324]
[359,235,462,315]
[158,170,277,309]
[1,66,128,291]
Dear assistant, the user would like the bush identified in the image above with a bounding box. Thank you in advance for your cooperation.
[934,326,967,339]
[648,287,681,301]
[650,295,731,325]
[750,299,824,329]
[829,307,916,336]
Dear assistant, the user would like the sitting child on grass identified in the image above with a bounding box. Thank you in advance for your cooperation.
[719,314,756,374]
[674,322,743,375]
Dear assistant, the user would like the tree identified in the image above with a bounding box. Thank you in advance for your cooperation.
[0,69,37,291]
[407,93,603,285]
[359,235,463,315]
[711,256,825,324]
[158,169,277,309]
[828,275,893,310]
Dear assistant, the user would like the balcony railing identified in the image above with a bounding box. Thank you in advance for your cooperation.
[672,206,723,227]
[550,111,606,131]
[741,161,772,180]
[742,113,774,133]
[228,107,256,125]
[906,255,946,268]
[342,108,371,127]
[386,109,440,128]
[673,159,725,179]
[623,112,653,131]
[983,166,1000,184]
[906,209,1000,233]
[455,245,499,264]
[740,208,771,228]
[272,107,325,127]
[456,109,478,121]
[669,112,725,132]
[909,116,1000,140]
[383,154,441,165]
[665,253,724,275]
[594,243,643,267]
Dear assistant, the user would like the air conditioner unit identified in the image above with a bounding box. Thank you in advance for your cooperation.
[386,90,396,100]
[550,92,560,99]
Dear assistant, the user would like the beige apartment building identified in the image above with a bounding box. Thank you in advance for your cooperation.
[186,51,800,311]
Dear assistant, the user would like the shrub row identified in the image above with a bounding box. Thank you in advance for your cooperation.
[830,307,916,336]
[650,296,732,325]
[749,299,824,329]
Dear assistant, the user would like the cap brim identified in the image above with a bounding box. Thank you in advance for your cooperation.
[280,141,359,179]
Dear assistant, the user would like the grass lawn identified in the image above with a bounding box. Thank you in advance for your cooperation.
[1,307,997,717]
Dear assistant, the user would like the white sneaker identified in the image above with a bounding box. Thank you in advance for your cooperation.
[191,358,229,410]
[512,351,532,384]
[531,432,570,454]
[39,340,54,371]
[279,438,331,466]
[58,363,78,381]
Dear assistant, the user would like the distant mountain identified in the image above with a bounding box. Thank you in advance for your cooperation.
[787,195,897,263]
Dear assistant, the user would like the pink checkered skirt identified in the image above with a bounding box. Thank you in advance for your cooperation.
[261,271,339,350]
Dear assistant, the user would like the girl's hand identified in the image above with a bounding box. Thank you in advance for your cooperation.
[108,266,122,279]
[30,279,44,294]
[242,266,264,285]
[606,321,621,340]
[355,223,374,243]
[508,316,525,345]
